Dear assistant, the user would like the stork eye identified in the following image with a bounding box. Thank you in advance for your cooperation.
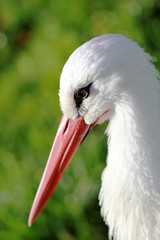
[75,89,88,100]
[74,82,92,108]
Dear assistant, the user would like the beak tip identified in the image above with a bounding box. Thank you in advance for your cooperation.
[28,221,32,227]
[28,215,33,227]
[28,210,36,227]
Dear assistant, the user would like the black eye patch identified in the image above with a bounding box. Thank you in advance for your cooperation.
[74,83,92,108]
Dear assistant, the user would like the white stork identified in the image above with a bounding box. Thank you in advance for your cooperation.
[28,34,160,240]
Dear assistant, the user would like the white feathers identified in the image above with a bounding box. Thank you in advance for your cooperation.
[99,100,160,240]
[59,34,160,240]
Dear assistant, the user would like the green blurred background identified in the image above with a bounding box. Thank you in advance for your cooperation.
[0,0,160,239]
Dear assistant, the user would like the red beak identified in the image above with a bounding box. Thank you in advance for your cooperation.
[28,114,91,226]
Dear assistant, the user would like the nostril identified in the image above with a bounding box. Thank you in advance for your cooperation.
[63,119,69,134]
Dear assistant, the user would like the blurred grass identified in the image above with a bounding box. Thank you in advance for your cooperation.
[0,0,160,239]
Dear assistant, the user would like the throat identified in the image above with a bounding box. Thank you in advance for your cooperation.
[99,100,160,240]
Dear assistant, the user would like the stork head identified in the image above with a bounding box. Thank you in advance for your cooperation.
[59,34,154,124]
[28,34,155,226]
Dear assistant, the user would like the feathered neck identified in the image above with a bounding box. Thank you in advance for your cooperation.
[99,85,160,240]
